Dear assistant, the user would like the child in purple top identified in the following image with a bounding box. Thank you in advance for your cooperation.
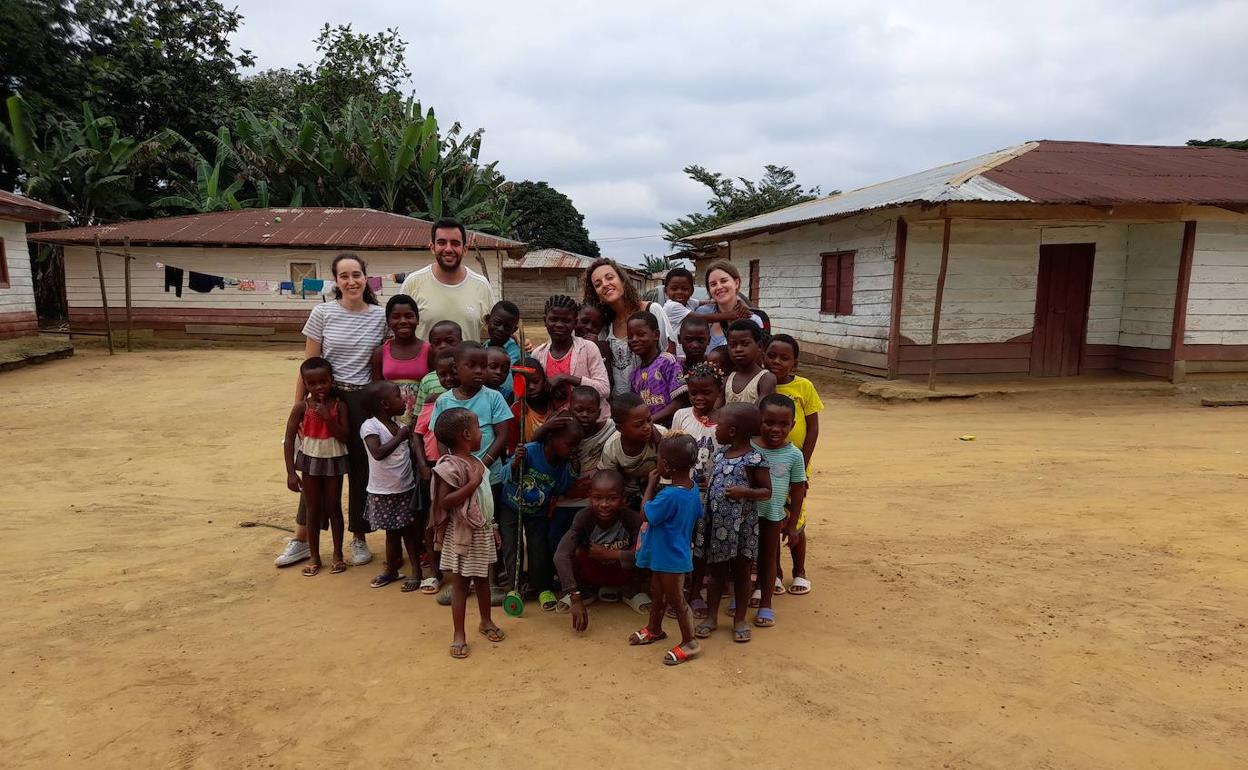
[626,311,688,427]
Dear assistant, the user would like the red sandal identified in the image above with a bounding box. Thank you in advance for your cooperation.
[663,643,701,666]
[628,627,668,646]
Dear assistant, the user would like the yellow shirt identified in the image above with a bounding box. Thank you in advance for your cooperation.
[776,376,823,457]
[399,266,494,341]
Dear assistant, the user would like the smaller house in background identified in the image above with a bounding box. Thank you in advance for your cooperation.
[502,249,597,314]
[502,248,655,314]
[29,208,523,341]
[0,191,69,339]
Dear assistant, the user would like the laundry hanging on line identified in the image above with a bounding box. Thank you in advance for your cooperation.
[301,278,325,298]
[164,265,184,298]
[188,272,225,293]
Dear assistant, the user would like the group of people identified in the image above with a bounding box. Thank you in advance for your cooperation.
[278,218,824,664]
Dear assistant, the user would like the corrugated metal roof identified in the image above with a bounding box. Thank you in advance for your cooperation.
[982,140,1248,204]
[28,207,524,252]
[506,248,598,270]
[685,140,1248,243]
[0,191,69,223]
[684,144,1034,243]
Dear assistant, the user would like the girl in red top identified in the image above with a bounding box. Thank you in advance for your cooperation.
[372,294,431,427]
[284,357,351,576]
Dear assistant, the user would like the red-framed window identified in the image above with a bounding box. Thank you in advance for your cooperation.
[748,259,760,305]
[820,250,855,315]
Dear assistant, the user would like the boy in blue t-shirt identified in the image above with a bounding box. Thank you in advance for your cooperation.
[485,301,522,403]
[631,434,703,666]
[500,419,582,611]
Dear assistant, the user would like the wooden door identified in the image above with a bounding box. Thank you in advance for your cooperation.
[1030,243,1095,376]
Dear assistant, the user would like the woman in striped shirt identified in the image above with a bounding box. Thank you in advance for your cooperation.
[275,254,388,569]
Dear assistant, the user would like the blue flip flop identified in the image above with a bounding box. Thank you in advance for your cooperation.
[754,607,776,628]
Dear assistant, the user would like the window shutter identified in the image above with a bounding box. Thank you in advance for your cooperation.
[837,252,854,314]
[821,254,836,313]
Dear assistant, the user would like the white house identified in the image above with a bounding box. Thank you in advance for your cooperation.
[0,191,69,339]
[30,208,525,341]
[684,141,1248,381]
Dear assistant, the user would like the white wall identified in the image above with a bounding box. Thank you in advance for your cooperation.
[65,245,506,311]
[0,219,37,315]
[1185,221,1248,346]
[1119,223,1183,349]
[726,213,896,353]
[900,220,1130,346]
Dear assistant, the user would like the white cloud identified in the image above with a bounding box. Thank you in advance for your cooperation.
[230,0,1248,259]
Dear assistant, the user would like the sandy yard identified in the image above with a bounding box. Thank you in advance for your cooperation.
[1,346,1245,769]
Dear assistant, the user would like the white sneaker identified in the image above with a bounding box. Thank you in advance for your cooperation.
[349,538,373,566]
[274,538,310,567]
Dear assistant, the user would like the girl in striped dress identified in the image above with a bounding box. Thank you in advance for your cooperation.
[283,357,350,576]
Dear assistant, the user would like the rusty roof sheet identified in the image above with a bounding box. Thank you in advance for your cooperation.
[505,248,599,270]
[28,207,524,251]
[982,141,1248,204]
[0,191,69,223]
[685,140,1248,243]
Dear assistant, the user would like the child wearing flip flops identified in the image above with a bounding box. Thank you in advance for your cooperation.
[359,380,423,591]
[696,403,771,644]
[764,334,823,596]
[670,361,723,619]
[431,407,505,659]
[750,394,808,628]
[630,434,704,666]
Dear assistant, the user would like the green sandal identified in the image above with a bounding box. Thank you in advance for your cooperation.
[539,589,559,612]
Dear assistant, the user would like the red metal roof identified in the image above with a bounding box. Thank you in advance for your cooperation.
[505,248,599,270]
[982,141,1248,205]
[0,191,69,223]
[28,207,525,252]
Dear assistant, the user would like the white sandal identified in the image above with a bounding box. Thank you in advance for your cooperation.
[789,576,812,595]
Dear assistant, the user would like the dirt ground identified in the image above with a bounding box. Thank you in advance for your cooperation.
[1,347,1245,769]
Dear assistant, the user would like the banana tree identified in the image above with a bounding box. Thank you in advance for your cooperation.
[153,130,250,213]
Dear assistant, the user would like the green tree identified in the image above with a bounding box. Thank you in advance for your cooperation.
[641,254,680,277]
[506,181,599,256]
[662,164,824,243]
[1187,138,1248,150]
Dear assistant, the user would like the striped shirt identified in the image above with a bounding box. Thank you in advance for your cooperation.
[301,301,387,385]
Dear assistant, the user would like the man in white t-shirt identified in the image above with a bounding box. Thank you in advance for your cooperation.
[400,218,495,341]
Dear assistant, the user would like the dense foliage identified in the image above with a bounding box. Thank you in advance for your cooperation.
[505,181,599,257]
[662,164,825,244]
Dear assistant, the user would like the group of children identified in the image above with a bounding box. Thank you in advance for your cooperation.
[283,269,824,664]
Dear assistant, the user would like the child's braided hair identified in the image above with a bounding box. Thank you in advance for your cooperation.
[685,360,724,385]
[545,294,580,314]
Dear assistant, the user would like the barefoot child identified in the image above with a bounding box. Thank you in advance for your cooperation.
[431,407,505,659]
[627,311,688,426]
[501,417,581,611]
[630,434,704,666]
[283,357,350,576]
[751,394,808,627]
[696,403,770,644]
[724,319,776,405]
[599,393,666,510]
[360,381,422,590]
[670,361,723,618]
[371,294,430,426]
[765,334,823,595]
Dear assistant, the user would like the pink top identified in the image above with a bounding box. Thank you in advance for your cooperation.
[381,339,431,382]
[531,336,610,420]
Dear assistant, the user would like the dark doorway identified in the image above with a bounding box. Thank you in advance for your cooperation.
[1030,243,1095,377]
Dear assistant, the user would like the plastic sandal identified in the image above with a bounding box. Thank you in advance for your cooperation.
[628,627,668,646]
[598,587,621,603]
[694,622,716,639]
[624,592,652,615]
[774,578,786,595]
[691,597,709,619]
[733,625,752,643]
[556,593,573,614]
[663,644,701,666]
[748,588,762,608]
[754,607,776,628]
[419,577,439,595]
[370,572,405,588]
[788,576,812,595]
[539,589,559,612]
[401,577,422,593]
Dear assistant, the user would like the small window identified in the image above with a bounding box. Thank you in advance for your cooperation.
[290,261,318,285]
[748,259,760,305]
[565,275,578,293]
[0,238,8,288]
[820,251,855,315]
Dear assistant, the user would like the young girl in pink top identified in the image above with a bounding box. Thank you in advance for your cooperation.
[372,294,431,426]
[531,294,610,420]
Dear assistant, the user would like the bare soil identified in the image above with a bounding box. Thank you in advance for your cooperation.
[1,348,1244,769]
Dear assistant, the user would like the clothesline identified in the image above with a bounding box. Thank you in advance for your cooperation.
[153,258,411,300]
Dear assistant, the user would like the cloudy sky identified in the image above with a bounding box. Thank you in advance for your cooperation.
[229,0,1248,263]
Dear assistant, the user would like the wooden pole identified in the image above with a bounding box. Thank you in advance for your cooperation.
[927,217,952,390]
[94,235,115,355]
[886,216,908,379]
[1168,221,1197,383]
[123,236,133,352]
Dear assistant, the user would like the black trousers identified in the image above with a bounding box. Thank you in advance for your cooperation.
[497,502,555,594]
